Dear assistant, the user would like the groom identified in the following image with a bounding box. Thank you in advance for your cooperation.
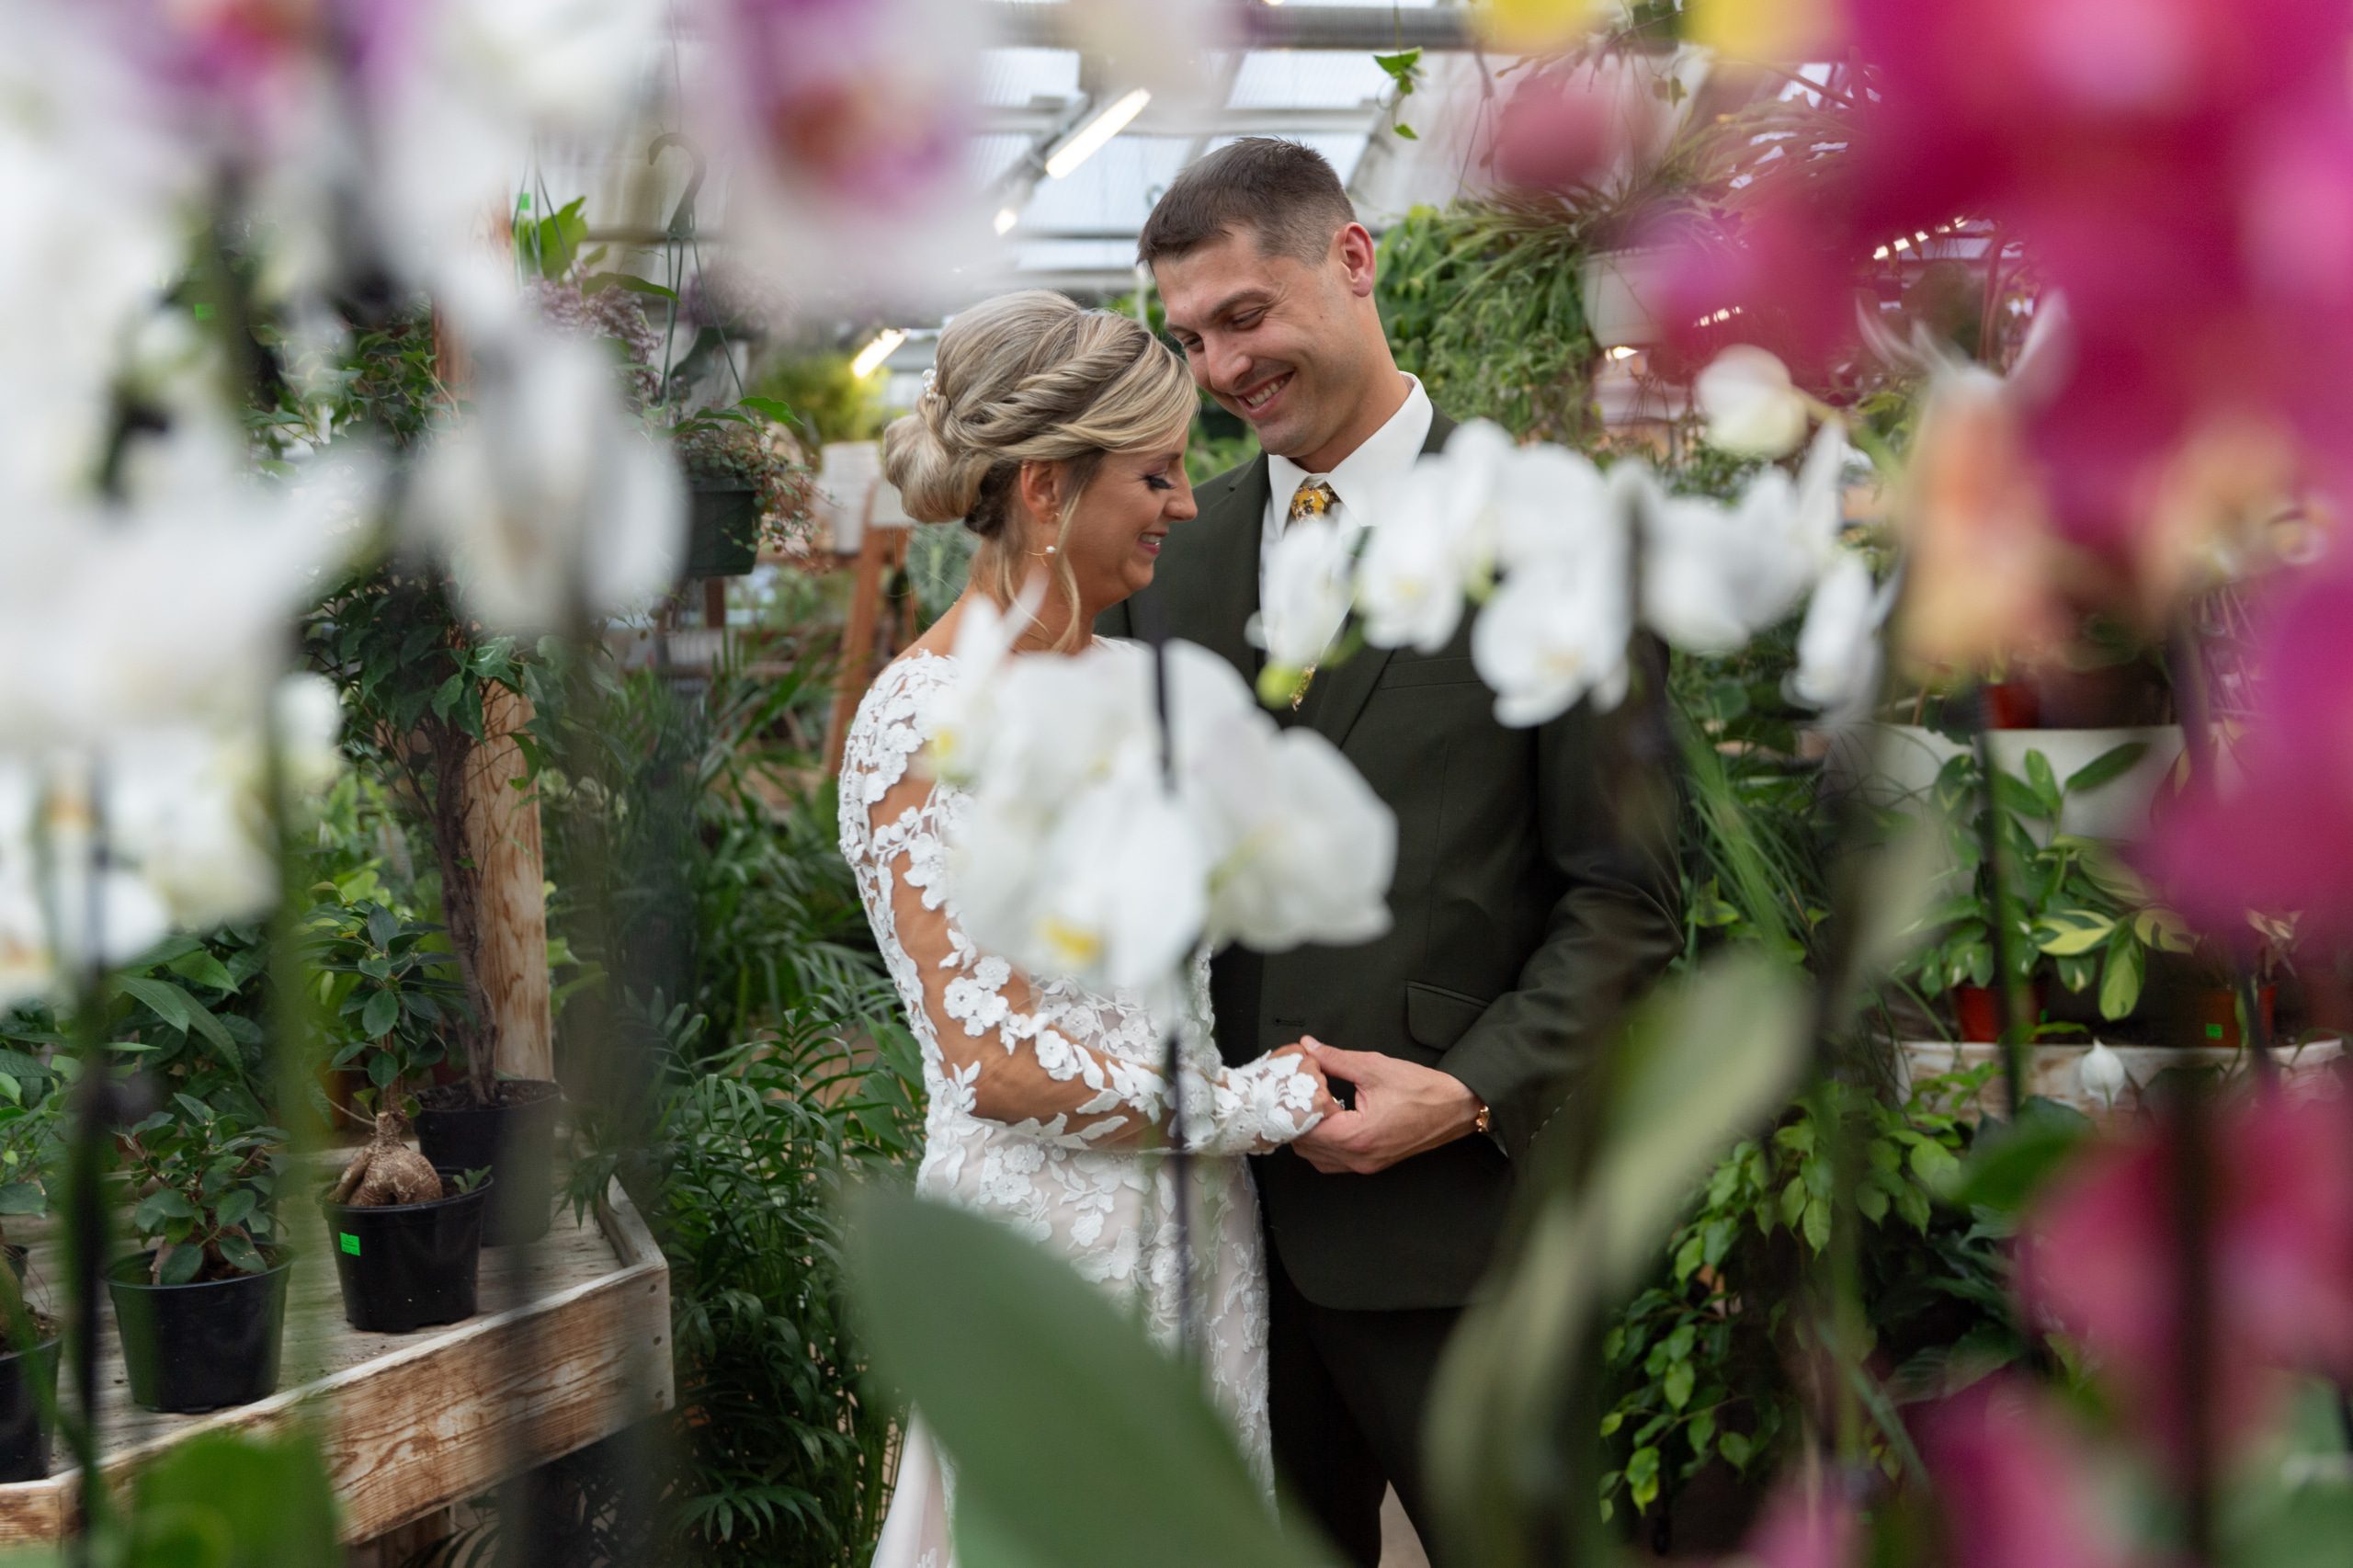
[1099,140,1682,1565]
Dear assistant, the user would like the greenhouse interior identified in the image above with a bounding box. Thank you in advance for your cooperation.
[5,0,2353,1564]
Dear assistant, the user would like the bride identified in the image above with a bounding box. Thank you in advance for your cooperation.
[839,290,1336,1567]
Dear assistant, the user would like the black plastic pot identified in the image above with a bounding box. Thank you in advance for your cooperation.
[321,1167,491,1334]
[0,1327,59,1483]
[686,483,760,578]
[416,1081,561,1245]
[107,1253,290,1414]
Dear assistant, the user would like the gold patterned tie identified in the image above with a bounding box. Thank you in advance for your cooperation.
[1283,480,1339,709]
[1288,478,1338,523]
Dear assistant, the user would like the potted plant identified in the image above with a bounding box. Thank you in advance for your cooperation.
[319,1111,493,1334]
[1895,750,2052,1042]
[0,1096,60,1482]
[108,1093,291,1414]
[671,404,816,579]
[308,570,564,1245]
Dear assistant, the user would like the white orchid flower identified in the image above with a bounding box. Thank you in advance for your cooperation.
[0,762,172,1008]
[1357,484,1476,653]
[1190,720,1396,951]
[917,586,1039,786]
[1696,345,1812,458]
[2077,1039,2130,1110]
[1248,517,1355,703]
[1639,422,1853,653]
[1790,551,1890,714]
[408,323,687,635]
[1472,545,1633,728]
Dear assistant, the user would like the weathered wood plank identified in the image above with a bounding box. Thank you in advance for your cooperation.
[0,1176,669,1544]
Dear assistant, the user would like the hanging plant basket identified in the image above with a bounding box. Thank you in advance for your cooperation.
[685,481,761,579]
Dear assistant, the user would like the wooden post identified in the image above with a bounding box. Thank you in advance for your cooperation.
[824,514,912,776]
[460,684,554,1082]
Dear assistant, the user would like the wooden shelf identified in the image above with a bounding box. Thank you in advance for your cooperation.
[0,1175,671,1545]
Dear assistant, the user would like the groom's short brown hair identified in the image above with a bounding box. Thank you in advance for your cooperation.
[1137,138,1358,268]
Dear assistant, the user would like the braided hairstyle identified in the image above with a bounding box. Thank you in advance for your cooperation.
[882,290,1195,649]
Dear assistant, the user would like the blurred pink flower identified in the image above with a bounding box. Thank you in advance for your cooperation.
[2145,567,2353,940]
[1657,0,2353,555]
[2016,1088,2353,1471]
[1738,1477,1860,1568]
[1916,1377,2134,1568]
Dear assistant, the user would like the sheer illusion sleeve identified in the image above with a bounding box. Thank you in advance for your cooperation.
[842,659,1324,1155]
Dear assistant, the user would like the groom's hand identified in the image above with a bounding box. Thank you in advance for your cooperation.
[1290,1039,1485,1176]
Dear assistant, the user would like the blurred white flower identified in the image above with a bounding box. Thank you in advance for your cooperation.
[1472,550,1632,727]
[0,762,171,1010]
[1790,551,1890,713]
[1696,345,1811,458]
[1249,517,1355,699]
[1639,422,1851,653]
[1357,494,1474,653]
[0,433,368,747]
[943,639,1397,997]
[408,321,686,634]
[2077,1039,2130,1110]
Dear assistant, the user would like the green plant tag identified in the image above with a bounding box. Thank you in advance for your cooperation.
[2206,1022,2225,1040]
[339,1233,360,1256]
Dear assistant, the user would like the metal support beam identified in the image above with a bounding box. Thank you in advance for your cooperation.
[993,3,1478,52]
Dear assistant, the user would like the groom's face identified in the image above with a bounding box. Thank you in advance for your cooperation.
[1155,226,1366,463]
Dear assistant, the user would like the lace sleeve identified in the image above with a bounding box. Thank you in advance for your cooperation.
[843,658,1324,1156]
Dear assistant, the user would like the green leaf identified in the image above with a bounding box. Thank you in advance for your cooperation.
[217,1232,266,1274]
[2023,750,2063,819]
[0,1183,43,1217]
[157,1244,203,1285]
[216,1188,258,1229]
[165,948,239,994]
[582,272,679,301]
[2063,742,2150,795]
[1392,123,1419,140]
[1626,1446,1661,1510]
[1801,1198,1832,1254]
[1372,48,1423,91]
[135,1190,197,1232]
[1717,1431,1753,1471]
[113,974,193,1033]
[367,1052,399,1089]
[1945,1100,2090,1214]
[1906,1139,1960,1187]
[125,1429,339,1568]
[361,988,400,1040]
[847,1191,1313,1568]
[2098,929,2147,1020]
[2031,910,2115,956]
[1663,1361,1694,1411]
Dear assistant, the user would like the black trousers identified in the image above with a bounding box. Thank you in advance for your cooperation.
[1267,1247,1463,1568]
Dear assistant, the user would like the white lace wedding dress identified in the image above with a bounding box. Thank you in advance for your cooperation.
[841,649,1325,1568]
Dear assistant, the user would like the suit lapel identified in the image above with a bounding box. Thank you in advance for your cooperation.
[1292,411,1459,748]
[1162,454,1268,683]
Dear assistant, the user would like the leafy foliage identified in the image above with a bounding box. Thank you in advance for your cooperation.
[116,1091,288,1285]
[1597,1069,2023,1534]
[302,897,466,1121]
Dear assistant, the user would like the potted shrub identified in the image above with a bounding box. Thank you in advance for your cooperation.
[671,405,815,579]
[319,1111,492,1334]
[108,1094,291,1414]
[0,1097,60,1482]
[1895,750,2052,1042]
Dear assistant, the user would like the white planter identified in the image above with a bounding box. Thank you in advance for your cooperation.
[1838,723,2185,845]
[1578,247,1675,348]
[1897,1036,2344,1121]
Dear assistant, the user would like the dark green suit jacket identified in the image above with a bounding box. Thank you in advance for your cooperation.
[1097,413,1682,1311]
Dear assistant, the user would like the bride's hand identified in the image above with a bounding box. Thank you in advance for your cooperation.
[1267,1042,1340,1124]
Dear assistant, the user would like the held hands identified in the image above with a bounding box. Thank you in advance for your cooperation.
[1265,1042,1343,1129]
[1290,1038,1485,1176]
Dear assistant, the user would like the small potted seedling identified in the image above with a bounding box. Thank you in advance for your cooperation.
[108,1093,291,1414]
[308,901,492,1328]
[0,1096,60,1481]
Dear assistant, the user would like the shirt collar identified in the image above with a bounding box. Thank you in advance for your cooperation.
[1267,373,1434,523]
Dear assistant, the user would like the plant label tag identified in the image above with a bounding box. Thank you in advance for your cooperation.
[340,1233,361,1256]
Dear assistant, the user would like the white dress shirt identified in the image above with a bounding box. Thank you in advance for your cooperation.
[1258,373,1435,611]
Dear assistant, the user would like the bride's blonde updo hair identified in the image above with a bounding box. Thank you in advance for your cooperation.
[882,290,1195,647]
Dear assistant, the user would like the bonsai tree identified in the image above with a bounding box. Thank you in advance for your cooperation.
[116,1091,287,1285]
[304,895,468,1123]
[328,1110,441,1207]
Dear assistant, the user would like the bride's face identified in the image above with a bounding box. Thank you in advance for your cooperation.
[1039,438,1198,608]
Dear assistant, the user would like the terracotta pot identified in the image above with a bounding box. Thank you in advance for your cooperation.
[1952,981,2047,1044]
[1982,681,2040,729]
[2188,984,2278,1052]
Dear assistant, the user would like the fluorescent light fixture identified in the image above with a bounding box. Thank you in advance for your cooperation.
[1045,88,1152,180]
[1608,345,1638,360]
[850,328,906,379]
[994,205,1020,235]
